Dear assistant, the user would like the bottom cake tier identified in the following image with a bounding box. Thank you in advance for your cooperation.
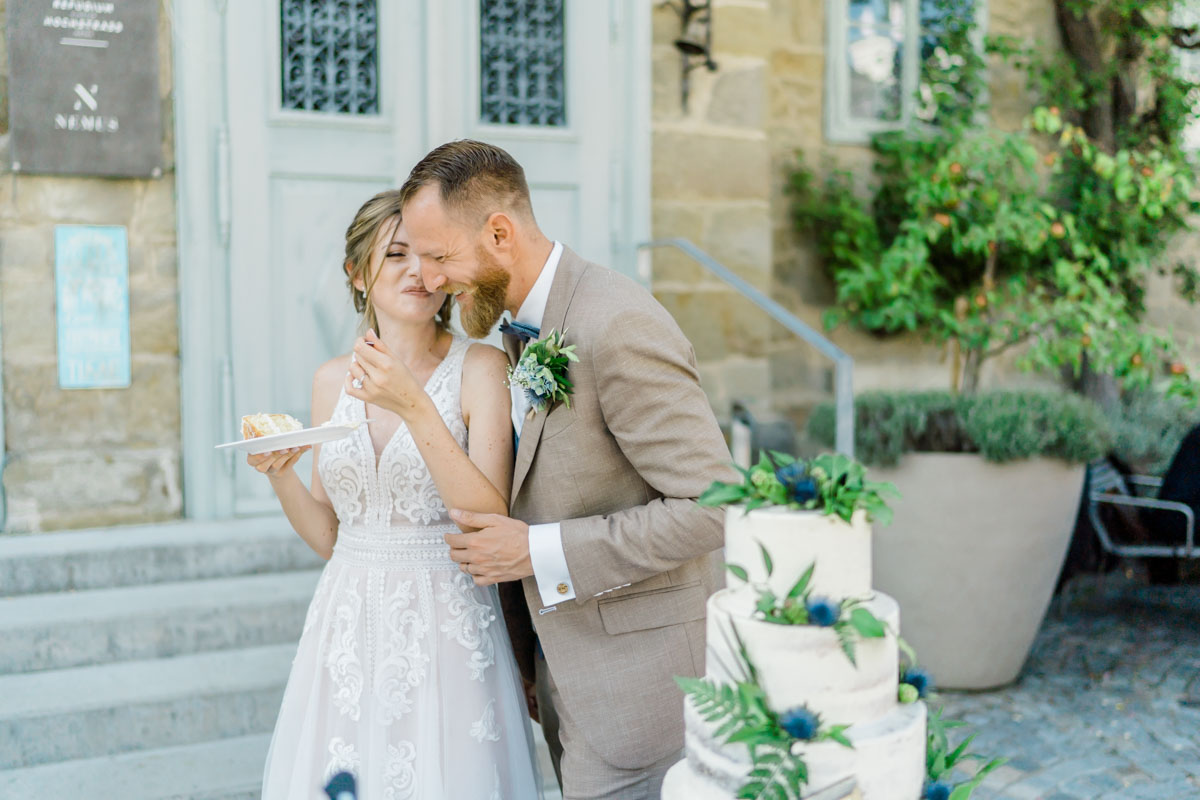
[663,700,927,800]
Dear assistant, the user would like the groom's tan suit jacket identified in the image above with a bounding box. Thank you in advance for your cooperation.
[501,246,738,772]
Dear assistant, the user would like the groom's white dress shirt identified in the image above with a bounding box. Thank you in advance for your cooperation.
[510,241,576,607]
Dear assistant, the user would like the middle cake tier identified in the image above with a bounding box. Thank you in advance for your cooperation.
[704,589,902,726]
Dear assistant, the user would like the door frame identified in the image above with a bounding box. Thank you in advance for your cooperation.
[173,0,650,519]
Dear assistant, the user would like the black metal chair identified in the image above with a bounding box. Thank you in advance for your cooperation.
[1087,458,1196,559]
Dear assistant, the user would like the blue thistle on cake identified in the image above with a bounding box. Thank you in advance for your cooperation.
[923,780,952,800]
[778,706,822,741]
[805,596,840,627]
[901,667,934,699]
[774,461,819,504]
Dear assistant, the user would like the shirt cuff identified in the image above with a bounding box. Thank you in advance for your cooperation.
[528,522,576,606]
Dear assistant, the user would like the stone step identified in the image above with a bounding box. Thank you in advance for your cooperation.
[0,516,325,596]
[0,733,272,800]
[0,731,567,800]
[0,644,293,769]
[0,570,321,674]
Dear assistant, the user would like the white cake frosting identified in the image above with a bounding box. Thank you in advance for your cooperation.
[664,701,926,800]
[704,590,901,725]
[723,507,873,601]
[662,505,925,800]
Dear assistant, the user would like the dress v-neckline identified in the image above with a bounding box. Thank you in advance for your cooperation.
[359,336,461,473]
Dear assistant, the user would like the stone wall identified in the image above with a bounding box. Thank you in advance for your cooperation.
[0,2,182,532]
[649,0,775,420]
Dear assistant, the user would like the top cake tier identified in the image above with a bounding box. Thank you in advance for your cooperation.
[723,506,873,601]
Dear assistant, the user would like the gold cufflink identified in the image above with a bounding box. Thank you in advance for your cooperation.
[557,582,569,595]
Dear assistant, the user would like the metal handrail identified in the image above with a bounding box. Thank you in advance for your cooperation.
[638,238,855,458]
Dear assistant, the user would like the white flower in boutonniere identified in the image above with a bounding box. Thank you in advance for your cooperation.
[506,329,579,414]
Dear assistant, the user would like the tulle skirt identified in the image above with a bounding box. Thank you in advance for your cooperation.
[262,529,542,799]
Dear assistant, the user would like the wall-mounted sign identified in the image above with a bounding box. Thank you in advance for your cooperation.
[7,1,162,178]
[55,225,132,389]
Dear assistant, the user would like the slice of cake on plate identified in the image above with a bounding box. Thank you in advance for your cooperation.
[241,412,303,439]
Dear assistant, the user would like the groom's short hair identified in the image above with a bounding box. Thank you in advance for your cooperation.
[400,140,535,228]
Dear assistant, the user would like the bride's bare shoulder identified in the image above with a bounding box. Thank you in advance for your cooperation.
[313,354,352,393]
[463,341,507,374]
[462,342,509,395]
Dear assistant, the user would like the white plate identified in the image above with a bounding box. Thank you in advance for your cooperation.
[215,421,373,455]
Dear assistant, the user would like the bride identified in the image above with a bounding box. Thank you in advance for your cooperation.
[252,189,541,798]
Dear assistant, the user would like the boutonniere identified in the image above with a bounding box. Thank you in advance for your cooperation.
[507,329,579,414]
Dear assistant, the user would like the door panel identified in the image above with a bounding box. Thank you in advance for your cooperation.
[267,176,390,407]
[429,0,614,267]
[226,1,410,513]
[528,186,579,254]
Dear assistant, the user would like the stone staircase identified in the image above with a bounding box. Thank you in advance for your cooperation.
[0,517,324,798]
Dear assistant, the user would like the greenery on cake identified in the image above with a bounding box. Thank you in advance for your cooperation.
[923,707,1006,800]
[729,545,886,667]
[898,665,933,705]
[699,451,899,525]
[895,648,1007,799]
[676,626,853,800]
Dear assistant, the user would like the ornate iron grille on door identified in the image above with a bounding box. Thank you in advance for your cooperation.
[480,0,566,126]
[281,0,379,115]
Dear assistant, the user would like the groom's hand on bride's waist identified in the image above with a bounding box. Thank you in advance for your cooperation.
[445,509,534,586]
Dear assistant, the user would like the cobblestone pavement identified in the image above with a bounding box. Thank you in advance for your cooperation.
[937,571,1200,800]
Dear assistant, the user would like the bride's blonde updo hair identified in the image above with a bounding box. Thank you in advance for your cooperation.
[344,189,453,334]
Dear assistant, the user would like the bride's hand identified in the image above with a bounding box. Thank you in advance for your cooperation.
[345,330,430,419]
[247,446,310,478]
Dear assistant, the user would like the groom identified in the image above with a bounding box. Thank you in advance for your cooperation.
[399,140,736,799]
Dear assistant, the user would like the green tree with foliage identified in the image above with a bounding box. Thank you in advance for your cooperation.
[788,0,1197,401]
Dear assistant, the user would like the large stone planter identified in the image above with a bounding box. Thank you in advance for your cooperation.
[871,453,1084,690]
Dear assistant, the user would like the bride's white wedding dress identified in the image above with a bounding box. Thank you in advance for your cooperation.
[262,335,541,799]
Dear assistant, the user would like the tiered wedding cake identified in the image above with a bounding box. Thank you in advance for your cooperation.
[662,506,927,799]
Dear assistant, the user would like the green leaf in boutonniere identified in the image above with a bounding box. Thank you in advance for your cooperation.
[506,329,578,414]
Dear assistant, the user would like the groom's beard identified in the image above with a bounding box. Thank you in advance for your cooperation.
[454,248,510,339]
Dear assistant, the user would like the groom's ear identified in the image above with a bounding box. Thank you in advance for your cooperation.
[484,211,516,253]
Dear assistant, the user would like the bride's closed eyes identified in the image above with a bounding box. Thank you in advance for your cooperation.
[385,236,410,260]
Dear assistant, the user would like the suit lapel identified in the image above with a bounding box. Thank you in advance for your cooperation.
[511,247,589,502]
[502,331,522,369]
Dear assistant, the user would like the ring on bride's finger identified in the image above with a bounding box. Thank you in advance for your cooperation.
[352,377,363,389]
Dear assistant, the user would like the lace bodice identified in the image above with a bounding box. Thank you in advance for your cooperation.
[319,336,471,532]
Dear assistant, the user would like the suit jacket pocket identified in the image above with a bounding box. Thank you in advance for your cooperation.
[597,581,707,635]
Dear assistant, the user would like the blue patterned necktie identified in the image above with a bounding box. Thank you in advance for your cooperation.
[499,319,540,342]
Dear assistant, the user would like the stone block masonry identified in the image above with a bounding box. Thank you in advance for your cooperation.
[0,0,182,532]
[650,0,775,422]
